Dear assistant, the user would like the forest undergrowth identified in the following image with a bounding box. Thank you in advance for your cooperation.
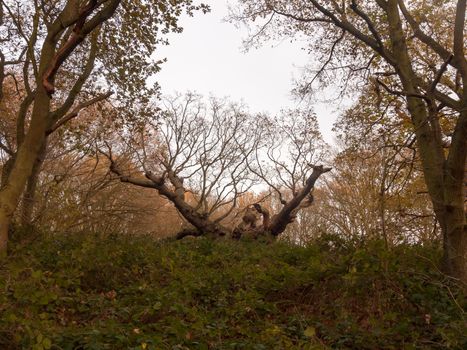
[0,231,465,349]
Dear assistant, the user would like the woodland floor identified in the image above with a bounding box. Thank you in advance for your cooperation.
[0,232,466,349]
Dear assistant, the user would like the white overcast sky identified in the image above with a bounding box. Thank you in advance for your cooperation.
[152,0,344,143]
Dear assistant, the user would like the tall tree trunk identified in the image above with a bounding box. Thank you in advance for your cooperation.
[442,106,467,282]
[386,0,467,282]
[0,0,122,256]
[0,11,57,256]
[0,87,51,255]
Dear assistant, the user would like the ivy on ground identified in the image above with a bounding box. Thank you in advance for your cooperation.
[0,232,465,349]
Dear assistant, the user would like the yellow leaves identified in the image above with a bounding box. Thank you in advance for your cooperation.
[304,326,316,337]
[158,2,167,13]
[32,333,52,350]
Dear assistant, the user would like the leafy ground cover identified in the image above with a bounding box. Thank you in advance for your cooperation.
[0,232,465,349]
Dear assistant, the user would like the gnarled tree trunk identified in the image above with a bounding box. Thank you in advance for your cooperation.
[267,166,331,236]
[109,154,331,240]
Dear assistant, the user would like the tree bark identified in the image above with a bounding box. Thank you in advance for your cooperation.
[0,21,56,255]
[21,140,47,227]
[0,86,50,255]
[0,1,121,256]
[268,166,331,236]
[111,159,330,240]
[0,210,9,258]
[385,0,466,282]
[1,155,15,189]
[143,172,231,237]
[441,107,467,282]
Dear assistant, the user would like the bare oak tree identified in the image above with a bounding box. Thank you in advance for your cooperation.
[106,94,331,239]
[107,94,260,238]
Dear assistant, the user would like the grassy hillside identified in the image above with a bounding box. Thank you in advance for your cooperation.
[0,233,465,349]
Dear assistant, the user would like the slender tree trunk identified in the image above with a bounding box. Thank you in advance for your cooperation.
[442,200,467,281]
[379,150,389,250]
[0,210,9,258]
[379,181,388,250]
[21,140,47,227]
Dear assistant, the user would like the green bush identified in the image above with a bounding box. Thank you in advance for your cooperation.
[0,232,465,349]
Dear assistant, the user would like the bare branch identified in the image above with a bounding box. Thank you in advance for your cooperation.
[350,0,383,48]
[429,55,453,94]
[47,91,112,134]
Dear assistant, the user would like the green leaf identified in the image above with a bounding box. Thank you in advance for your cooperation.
[32,270,43,279]
[42,338,52,349]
